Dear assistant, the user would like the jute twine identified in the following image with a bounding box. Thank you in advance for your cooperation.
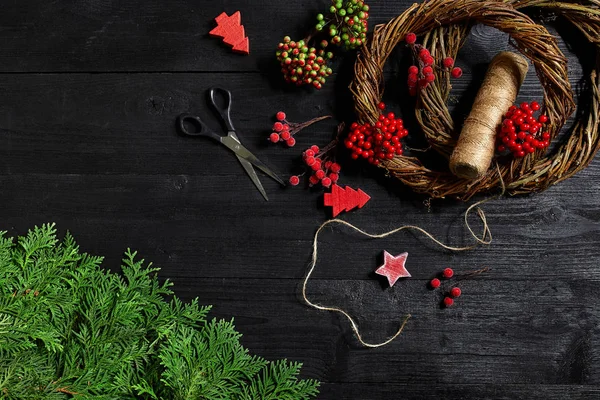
[350,0,600,200]
[302,182,500,347]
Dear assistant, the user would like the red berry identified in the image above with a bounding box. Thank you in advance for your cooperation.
[309,175,320,185]
[443,268,454,279]
[273,122,284,132]
[286,137,296,147]
[405,32,417,44]
[329,172,339,182]
[321,177,332,187]
[289,175,300,186]
[377,102,386,110]
[423,56,435,66]
[443,57,454,68]
[531,101,541,111]
[408,65,419,75]
[311,145,320,153]
[451,67,463,78]
[425,74,435,83]
[330,163,341,173]
[443,297,454,307]
[276,111,286,121]
[430,278,441,289]
[280,131,291,140]
[315,169,326,179]
[304,149,315,157]
[450,287,462,298]
[305,156,316,166]
[422,66,433,75]
[539,115,548,124]
[269,133,280,143]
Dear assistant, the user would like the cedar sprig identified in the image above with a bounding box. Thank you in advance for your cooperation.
[0,224,319,399]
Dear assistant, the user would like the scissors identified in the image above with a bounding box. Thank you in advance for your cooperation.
[177,88,286,201]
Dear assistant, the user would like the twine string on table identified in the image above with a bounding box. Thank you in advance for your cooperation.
[302,182,502,348]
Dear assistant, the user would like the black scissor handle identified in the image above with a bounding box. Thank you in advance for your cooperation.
[176,113,222,141]
[208,87,235,132]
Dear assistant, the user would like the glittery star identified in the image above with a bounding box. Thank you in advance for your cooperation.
[375,251,411,287]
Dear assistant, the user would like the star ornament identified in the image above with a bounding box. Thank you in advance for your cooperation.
[375,251,411,287]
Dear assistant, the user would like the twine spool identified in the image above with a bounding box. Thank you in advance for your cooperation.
[450,51,530,179]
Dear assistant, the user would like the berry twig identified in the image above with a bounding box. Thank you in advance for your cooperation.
[269,111,332,147]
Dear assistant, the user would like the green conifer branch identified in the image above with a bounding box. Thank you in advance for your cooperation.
[0,225,319,399]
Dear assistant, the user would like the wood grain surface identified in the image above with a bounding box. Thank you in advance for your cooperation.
[1,1,599,398]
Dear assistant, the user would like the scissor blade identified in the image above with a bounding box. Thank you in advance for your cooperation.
[229,134,269,201]
[221,135,286,186]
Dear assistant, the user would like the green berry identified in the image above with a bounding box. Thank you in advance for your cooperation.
[317,13,324,21]
[363,5,370,11]
[330,5,336,13]
[316,24,323,31]
[283,36,291,43]
[342,33,349,40]
[339,9,346,16]
[329,27,337,36]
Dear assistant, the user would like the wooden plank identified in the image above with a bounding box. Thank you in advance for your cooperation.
[1,172,599,280]
[318,384,600,399]
[151,277,600,385]
[0,1,589,73]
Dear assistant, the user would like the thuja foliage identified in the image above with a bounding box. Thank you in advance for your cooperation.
[0,224,319,399]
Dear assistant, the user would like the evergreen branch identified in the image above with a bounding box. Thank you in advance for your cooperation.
[0,225,319,399]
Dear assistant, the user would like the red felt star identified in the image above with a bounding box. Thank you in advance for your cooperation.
[375,251,411,287]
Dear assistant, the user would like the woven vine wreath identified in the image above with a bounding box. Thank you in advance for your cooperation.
[350,0,600,200]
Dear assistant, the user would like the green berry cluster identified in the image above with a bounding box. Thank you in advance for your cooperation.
[276,0,370,89]
[276,38,334,89]
[322,0,369,50]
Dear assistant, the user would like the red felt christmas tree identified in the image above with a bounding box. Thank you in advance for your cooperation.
[209,11,250,55]
[324,184,371,217]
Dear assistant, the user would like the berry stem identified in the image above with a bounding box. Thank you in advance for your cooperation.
[290,115,332,134]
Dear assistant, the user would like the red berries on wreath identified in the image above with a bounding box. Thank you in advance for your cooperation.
[346,102,409,165]
[497,101,550,158]
[404,32,462,96]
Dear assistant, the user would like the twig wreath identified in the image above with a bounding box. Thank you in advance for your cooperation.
[350,0,600,200]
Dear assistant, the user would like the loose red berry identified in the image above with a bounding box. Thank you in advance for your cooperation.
[289,175,300,186]
[443,57,454,68]
[443,297,454,307]
[451,67,463,78]
[443,268,454,279]
[286,137,296,147]
[276,111,286,121]
[450,287,462,298]
[273,122,284,132]
[377,102,386,110]
[430,278,441,289]
[405,32,417,45]
[269,133,280,143]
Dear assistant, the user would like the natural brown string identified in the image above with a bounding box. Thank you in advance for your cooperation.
[301,192,499,348]
[450,52,529,179]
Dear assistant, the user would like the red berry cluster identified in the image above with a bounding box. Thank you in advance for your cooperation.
[269,111,331,148]
[345,102,409,165]
[405,32,462,96]
[289,145,341,189]
[497,101,550,158]
[429,268,462,308]
[276,37,334,89]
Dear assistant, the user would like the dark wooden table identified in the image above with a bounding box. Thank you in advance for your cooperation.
[1,1,599,398]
